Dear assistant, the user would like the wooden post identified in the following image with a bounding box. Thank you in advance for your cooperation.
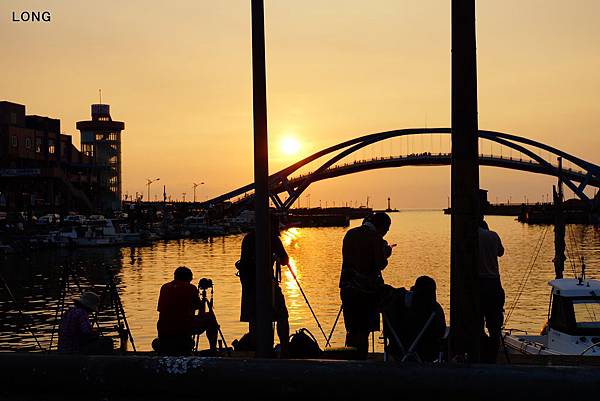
[450,0,481,361]
[251,0,274,357]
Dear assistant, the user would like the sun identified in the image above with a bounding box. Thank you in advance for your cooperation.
[281,136,301,156]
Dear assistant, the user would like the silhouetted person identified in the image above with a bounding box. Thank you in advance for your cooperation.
[478,219,505,363]
[383,276,446,362]
[236,214,290,356]
[340,212,392,358]
[153,266,218,355]
[58,291,113,354]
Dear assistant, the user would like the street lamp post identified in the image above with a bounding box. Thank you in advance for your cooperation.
[193,182,205,203]
[146,178,160,201]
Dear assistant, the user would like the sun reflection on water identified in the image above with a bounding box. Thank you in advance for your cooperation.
[280,227,301,247]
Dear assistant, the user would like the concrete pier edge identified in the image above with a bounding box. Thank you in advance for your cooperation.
[0,353,599,400]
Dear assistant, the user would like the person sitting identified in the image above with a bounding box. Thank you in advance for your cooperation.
[58,291,113,354]
[383,276,447,362]
[152,266,219,355]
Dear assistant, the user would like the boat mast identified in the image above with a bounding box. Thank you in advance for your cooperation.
[553,157,566,279]
[450,0,481,361]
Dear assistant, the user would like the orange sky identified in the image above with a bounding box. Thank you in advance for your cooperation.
[2,1,600,208]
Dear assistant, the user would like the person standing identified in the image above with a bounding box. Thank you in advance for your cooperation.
[340,212,392,358]
[236,214,290,355]
[478,219,505,362]
[154,266,218,355]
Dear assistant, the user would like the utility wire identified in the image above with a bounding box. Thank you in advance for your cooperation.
[504,226,548,326]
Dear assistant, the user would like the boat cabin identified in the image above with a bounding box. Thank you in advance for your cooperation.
[547,278,600,355]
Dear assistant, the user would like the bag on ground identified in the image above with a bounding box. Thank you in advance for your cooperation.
[288,328,322,358]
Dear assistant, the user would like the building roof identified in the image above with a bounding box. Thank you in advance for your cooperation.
[549,278,600,297]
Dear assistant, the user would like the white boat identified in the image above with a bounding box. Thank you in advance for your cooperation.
[52,219,124,247]
[504,278,600,356]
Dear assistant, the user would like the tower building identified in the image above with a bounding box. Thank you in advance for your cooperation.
[76,104,125,211]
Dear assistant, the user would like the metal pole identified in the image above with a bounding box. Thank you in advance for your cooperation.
[251,0,274,357]
[450,0,481,361]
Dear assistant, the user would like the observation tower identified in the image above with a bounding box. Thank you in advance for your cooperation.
[76,104,125,211]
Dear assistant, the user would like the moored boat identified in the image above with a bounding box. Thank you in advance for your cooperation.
[504,278,600,356]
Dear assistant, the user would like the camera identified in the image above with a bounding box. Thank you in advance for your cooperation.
[198,278,213,290]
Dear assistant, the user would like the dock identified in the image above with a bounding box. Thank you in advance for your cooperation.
[1,353,599,400]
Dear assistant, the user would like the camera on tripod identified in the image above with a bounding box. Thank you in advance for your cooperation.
[198,278,213,290]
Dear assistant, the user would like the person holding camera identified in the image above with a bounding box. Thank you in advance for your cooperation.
[339,212,393,359]
[153,266,218,355]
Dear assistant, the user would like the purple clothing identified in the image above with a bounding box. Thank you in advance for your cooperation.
[57,305,95,353]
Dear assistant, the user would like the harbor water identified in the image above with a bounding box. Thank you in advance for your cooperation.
[2,210,600,352]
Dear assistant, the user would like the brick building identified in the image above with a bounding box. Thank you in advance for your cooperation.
[0,101,119,215]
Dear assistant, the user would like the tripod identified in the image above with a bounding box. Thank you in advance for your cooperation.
[193,280,230,356]
[94,267,137,353]
[49,261,136,353]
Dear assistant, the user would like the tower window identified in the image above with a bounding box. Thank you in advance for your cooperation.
[11,136,17,147]
[25,137,32,149]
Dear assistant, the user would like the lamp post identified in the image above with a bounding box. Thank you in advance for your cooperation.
[193,182,205,203]
[146,178,160,201]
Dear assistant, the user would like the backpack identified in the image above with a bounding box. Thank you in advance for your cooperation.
[232,332,255,352]
[288,328,322,359]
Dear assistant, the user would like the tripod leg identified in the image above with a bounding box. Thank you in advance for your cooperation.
[106,271,137,353]
[0,273,44,352]
[326,305,343,347]
[49,263,69,351]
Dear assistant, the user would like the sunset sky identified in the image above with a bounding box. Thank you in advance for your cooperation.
[2,0,599,208]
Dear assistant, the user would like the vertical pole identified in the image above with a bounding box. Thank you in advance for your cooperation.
[450,0,481,361]
[251,0,274,357]
[553,157,565,279]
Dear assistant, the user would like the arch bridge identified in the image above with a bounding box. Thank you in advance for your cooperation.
[202,128,600,211]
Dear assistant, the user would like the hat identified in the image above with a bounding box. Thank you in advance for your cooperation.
[77,291,100,311]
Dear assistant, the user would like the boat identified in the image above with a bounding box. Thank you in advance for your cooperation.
[182,216,226,237]
[503,172,600,357]
[503,277,600,356]
[50,219,124,247]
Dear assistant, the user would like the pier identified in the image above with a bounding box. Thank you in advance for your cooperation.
[1,353,599,400]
